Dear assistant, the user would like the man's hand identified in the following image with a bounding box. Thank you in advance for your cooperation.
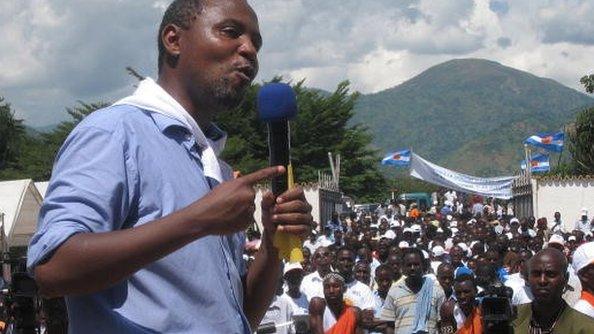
[182,166,285,236]
[260,185,312,239]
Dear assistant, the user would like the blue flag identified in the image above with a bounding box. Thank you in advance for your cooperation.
[521,153,550,173]
[524,132,564,153]
[382,149,411,166]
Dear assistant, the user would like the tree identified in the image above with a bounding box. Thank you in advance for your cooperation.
[216,79,387,202]
[0,97,25,170]
[567,106,594,175]
[580,74,594,94]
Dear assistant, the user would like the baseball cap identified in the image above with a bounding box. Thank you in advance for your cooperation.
[283,262,304,275]
[432,245,445,257]
[573,242,594,273]
[398,241,410,249]
[411,224,422,233]
[510,218,520,224]
[548,234,565,246]
[403,227,413,234]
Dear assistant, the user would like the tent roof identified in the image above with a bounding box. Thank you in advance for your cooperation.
[35,181,49,199]
[0,179,43,247]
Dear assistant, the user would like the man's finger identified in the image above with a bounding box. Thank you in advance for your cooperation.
[240,166,286,185]
[276,186,305,203]
[272,200,311,214]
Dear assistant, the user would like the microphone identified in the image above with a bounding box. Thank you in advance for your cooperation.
[257,83,302,262]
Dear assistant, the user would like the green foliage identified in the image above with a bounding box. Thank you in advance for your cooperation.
[567,106,594,175]
[0,100,106,181]
[581,74,594,94]
[353,58,594,176]
[216,79,387,201]
[0,97,26,171]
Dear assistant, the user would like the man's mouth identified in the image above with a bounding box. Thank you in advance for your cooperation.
[234,65,255,82]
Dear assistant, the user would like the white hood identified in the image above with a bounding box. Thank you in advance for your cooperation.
[113,78,225,183]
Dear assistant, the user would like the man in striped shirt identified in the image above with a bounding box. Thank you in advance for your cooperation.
[380,248,445,334]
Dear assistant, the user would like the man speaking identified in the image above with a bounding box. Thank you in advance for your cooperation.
[26,0,313,333]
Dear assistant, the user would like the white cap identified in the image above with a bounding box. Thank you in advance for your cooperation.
[399,241,410,249]
[390,220,401,228]
[432,245,445,257]
[411,224,422,233]
[581,208,589,216]
[436,228,444,233]
[449,221,458,227]
[573,242,594,273]
[568,235,577,242]
[548,234,565,246]
[446,215,453,221]
[403,227,413,233]
[510,217,520,224]
[450,227,459,234]
[283,262,304,275]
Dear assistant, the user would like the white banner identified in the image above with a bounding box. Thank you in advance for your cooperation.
[409,153,516,199]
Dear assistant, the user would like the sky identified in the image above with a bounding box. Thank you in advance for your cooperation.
[1,0,593,127]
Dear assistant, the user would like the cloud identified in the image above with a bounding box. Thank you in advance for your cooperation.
[497,37,511,48]
[536,1,594,45]
[489,0,509,16]
[0,0,593,127]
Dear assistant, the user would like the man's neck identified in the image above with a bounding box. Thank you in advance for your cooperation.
[405,276,423,293]
[288,289,301,299]
[328,300,344,318]
[378,290,388,300]
[532,299,565,328]
[156,75,213,130]
[317,267,331,278]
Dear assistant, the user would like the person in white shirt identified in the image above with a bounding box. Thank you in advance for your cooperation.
[260,274,295,334]
[283,263,309,315]
[301,247,333,301]
[575,208,593,234]
[572,242,594,318]
[335,247,375,310]
[549,211,565,233]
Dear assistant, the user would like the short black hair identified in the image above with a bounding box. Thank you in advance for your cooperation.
[375,264,394,276]
[157,0,204,72]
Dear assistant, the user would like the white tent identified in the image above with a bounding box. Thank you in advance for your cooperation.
[34,181,49,199]
[0,179,43,247]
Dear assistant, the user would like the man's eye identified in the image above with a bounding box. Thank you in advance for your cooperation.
[222,27,240,38]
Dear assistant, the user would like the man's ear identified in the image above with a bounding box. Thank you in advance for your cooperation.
[161,24,183,68]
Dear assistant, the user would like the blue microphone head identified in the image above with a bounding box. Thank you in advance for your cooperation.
[257,83,297,121]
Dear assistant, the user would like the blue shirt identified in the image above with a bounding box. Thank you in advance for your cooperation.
[27,105,250,333]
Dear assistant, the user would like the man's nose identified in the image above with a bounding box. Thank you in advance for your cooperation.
[238,35,258,62]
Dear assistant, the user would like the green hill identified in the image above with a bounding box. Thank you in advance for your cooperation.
[353,58,594,176]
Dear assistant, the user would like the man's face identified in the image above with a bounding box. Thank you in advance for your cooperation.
[454,280,477,312]
[450,246,464,266]
[354,263,370,285]
[485,251,500,266]
[386,254,402,280]
[578,264,594,293]
[336,250,355,278]
[437,266,454,293]
[475,267,494,288]
[403,253,423,280]
[284,270,304,291]
[323,278,345,303]
[175,0,261,111]
[527,254,567,304]
[375,269,393,294]
[313,247,332,269]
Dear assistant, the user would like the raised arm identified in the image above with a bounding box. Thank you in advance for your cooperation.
[33,166,285,298]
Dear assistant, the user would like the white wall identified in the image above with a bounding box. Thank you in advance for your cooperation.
[253,184,322,232]
[533,177,594,231]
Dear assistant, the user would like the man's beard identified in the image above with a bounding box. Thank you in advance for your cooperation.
[206,75,248,111]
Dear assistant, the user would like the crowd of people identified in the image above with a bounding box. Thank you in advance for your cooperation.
[254,190,594,333]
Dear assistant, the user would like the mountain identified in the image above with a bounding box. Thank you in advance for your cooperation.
[353,58,594,176]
